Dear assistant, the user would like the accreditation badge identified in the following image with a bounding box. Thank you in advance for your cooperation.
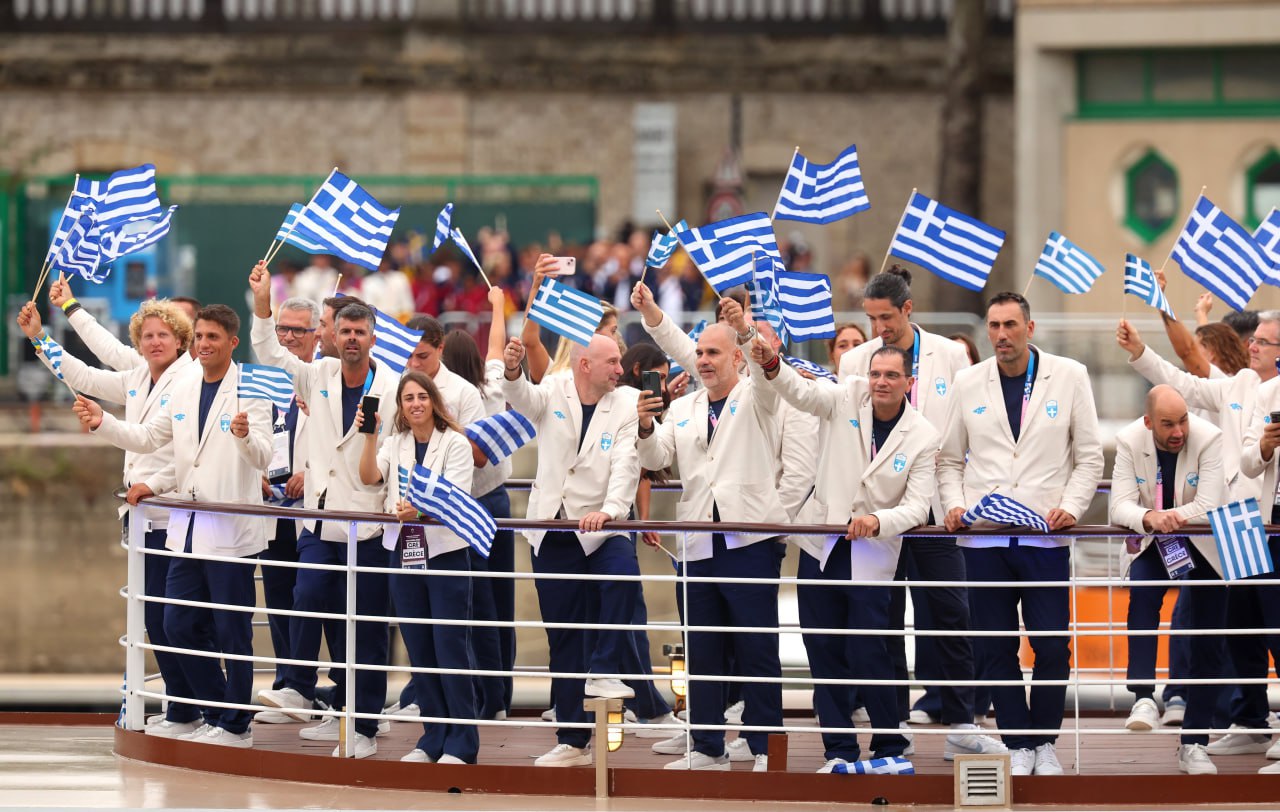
[267,426,292,483]
[1154,535,1195,579]
[400,526,427,570]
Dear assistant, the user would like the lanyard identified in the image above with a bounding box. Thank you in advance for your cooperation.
[909,326,920,408]
[362,367,375,398]
[1019,350,1037,429]
[1155,462,1164,511]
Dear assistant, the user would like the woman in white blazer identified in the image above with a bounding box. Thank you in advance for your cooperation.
[359,370,480,765]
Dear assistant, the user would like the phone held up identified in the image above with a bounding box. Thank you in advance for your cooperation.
[358,396,380,434]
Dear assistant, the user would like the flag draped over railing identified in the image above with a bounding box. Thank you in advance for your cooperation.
[961,492,1050,532]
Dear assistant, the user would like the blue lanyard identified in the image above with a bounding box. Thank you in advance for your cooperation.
[909,326,920,407]
[1019,351,1036,429]
[362,366,375,398]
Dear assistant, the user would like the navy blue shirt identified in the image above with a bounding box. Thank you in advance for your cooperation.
[197,378,221,438]
[998,348,1039,443]
[579,402,598,452]
[1156,448,1178,511]
[707,396,728,443]
[341,380,364,435]
[872,400,906,459]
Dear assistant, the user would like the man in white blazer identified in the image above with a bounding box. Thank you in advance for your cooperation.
[249,264,400,758]
[502,333,642,767]
[47,270,200,368]
[838,266,979,735]
[938,292,1104,776]
[636,308,790,772]
[74,304,273,748]
[1116,312,1280,502]
[1110,386,1228,774]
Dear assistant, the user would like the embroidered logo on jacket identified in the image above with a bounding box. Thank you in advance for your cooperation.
[893,453,907,473]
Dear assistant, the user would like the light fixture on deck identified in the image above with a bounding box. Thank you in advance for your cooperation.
[664,643,686,698]
[607,706,624,752]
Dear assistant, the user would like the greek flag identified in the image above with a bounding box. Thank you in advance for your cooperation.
[646,219,688,269]
[961,492,1049,532]
[294,170,400,271]
[407,463,496,557]
[676,212,781,294]
[1209,497,1275,581]
[749,254,788,346]
[465,410,537,466]
[44,192,95,264]
[1033,231,1106,294]
[449,227,485,274]
[777,269,837,341]
[274,203,333,254]
[773,143,870,225]
[528,277,605,347]
[1254,207,1280,269]
[667,319,707,380]
[784,355,837,383]
[831,757,914,776]
[237,364,294,411]
[1172,195,1273,311]
[74,164,164,228]
[372,306,423,375]
[1123,254,1176,319]
[433,203,454,253]
[888,192,1006,292]
[100,206,178,261]
[51,204,106,282]
[36,335,65,381]
[397,465,410,500]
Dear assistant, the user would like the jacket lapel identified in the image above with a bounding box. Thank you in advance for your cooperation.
[1019,348,1053,438]
[707,379,746,453]
[985,364,1016,445]
[195,364,236,458]
[1138,435,1158,508]
[864,401,910,479]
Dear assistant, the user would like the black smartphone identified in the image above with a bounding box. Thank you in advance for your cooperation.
[1271,411,1280,426]
[641,370,662,399]
[358,396,380,434]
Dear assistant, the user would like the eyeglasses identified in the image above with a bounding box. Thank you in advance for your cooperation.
[275,325,317,338]
[1248,336,1280,348]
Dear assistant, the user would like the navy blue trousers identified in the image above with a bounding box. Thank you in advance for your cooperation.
[1226,535,1280,732]
[685,536,783,758]
[389,546,480,762]
[284,529,389,738]
[471,486,514,718]
[798,544,908,761]
[163,527,257,734]
[533,532,639,748]
[260,518,299,689]
[964,543,1070,751]
[141,528,200,723]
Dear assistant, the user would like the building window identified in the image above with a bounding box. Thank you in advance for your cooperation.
[1125,150,1179,244]
[1246,149,1280,228]
[1078,48,1280,118]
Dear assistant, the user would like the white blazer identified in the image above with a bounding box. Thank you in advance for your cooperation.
[938,348,1104,548]
[637,376,788,561]
[375,427,476,557]
[1109,414,1227,576]
[1240,376,1280,514]
[756,360,939,579]
[1130,346,1262,501]
[93,362,273,558]
[838,324,971,430]
[251,315,400,542]
[503,372,641,555]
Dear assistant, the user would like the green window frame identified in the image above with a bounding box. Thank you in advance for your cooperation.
[1124,150,1180,244]
[1245,148,1280,228]
[1077,48,1280,119]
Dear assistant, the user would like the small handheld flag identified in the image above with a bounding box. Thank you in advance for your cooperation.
[646,219,688,269]
[749,254,788,346]
[1208,497,1275,581]
[274,203,334,255]
[407,463,497,557]
[773,143,870,225]
[888,192,1005,292]
[1123,254,1176,319]
[676,213,781,295]
[1171,195,1272,311]
[293,170,400,272]
[238,364,294,411]
[465,410,537,466]
[433,203,454,253]
[1253,207,1280,270]
[371,307,424,375]
[1033,231,1106,294]
[962,492,1050,532]
[74,164,164,228]
[528,277,605,347]
[777,269,837,341]
[783,355,837,383]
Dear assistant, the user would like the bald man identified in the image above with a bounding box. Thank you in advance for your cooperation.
[1110,385,1228,775]
[503,333,642,767]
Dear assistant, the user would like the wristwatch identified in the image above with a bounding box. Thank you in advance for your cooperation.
[736,325,757,345]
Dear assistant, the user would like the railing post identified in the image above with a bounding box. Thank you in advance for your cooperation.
[341,519,359,756]
[123,504,147,730]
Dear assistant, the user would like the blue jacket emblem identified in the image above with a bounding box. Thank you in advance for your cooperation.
[1230,402,1242,411]
[553,410,566,420]
[729,400,738,416]
[1046,400,1059,419]
[677,419,690,428]
[893,453,907,473]
[935,378,947,397]
[320,390,329,399]
[1187,472,1199,487]
[160,394,170,407]
[174,413,186,421]
[600,432,613,451]
[850,419,860,429]
[128,389,137,398]
[219,413,232,432]
[973,406,987,415]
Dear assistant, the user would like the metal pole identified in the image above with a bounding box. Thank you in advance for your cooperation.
[123,506,147,730]
[342,520,358,756]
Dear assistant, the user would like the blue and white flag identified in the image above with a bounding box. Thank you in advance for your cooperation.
[51,203,106,282]
[1172,195,1273,311]
[294,170,400,271]
[35,335,65,381]
[1209,497,1275,581]
[832,757,914,776]
[1033,231,1106,294]
[1123,254,1176,319]
[961,492,1050,533]
[1254,207,1280,270]
[449,227,485,274]
[371,306,423,375]
[465,410,537,466]
[667,319,707,380]
[784,355,837,383]
[44,192,95,265]
[407,463,497,557]
[396,465,410,500]
[274,203,333,254]
[433,203,454,253]
[528,277,605,347]
[646,219,688,269]
[676,212,781,294]
[888,192,1006,292]
[773,143,871,225]
[238,364,294,411]
[100,205,178,261]
[777,269,837,341]
[74,164,164,228]
[749,254,788,345]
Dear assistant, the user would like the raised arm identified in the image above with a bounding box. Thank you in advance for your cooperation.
[17,303,129,402]
[1160,311,1213,379]
[499,338,549,421]
[1118,318,1230,412]
[50,273,144,371]
[632,280,696,373]
[522,255,555,383]
[747,337,842,420]
[485,285,508,362]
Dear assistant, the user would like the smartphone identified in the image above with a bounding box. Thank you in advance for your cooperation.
[547,256,577,277]
[1271,411,1280,426]
[641,370,662,399]
[358,396,380,434]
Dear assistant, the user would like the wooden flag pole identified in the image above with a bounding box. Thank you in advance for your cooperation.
[655,209,674,231]
[263,167,337,266]
[878,187,917,277]
[331,273,342,298]
[1021,275,1036,298]
[1158,185,1207,273]
[769,146,799,222]
[34,176,81,299]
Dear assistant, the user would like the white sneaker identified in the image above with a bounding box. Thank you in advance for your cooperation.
[401,748,432,762]
[724,700,745,726]
[817,758,848,773]
[676,709,688,721]
[664,751,730,770]
[300,717,340,741]
[1206,725,1271,755]
[253,710,299,725]
[1259,760,1280,774]
[908,709,938,725]
[851,707,871,726]
[438,754,467,765]
[624,708,638,725]
[1161,698,1186,727]
[541,708,557,723]
[177,723,214,741]
[900,722,915,757]
[1271,712,1280,730]
[1126,698,1160,731]
[197,726,253,749]
[944,723,1008,760]
[377,719,391,735]
[652,733,689,755]
[535,743,591,767]
[146,713,166,727]
[493,710,508,721]
[584,678,634,700]
[1010,748,1035,776]
[144,719,202,739]
[635,711,680,738]
[1267,738,1280,760]
[753,754,768,772]
[258,687,313,722]
[332,732,376,759]
[1178,743,1217,775]
[388,702,420,719]
[1033,743,1064,776]
[726,737,753,762]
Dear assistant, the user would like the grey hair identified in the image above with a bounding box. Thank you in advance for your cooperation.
[279,297,321,329]
[1257,310,1280,329]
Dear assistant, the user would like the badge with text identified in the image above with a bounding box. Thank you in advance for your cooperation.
[400,527,427,570]
[1154,535,1195,579]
